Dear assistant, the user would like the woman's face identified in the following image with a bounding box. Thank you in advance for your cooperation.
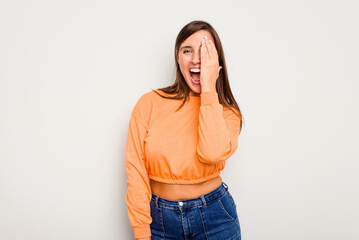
[176,30,215,95]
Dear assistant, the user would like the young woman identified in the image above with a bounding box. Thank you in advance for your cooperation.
[125,20,244,240]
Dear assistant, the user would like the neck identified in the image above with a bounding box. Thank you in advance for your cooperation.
[189,92,200,97]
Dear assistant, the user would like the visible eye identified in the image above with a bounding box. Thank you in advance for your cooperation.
[183,49,192,54]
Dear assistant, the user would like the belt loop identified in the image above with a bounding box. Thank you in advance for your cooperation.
[200,195,207,207]
[155,195,159,208]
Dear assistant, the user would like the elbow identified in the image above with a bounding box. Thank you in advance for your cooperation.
[197,153,226,164]
[196,145,231,165]
[196,140,239,164]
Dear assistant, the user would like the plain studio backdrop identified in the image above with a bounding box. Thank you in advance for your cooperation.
[0,0,358,239]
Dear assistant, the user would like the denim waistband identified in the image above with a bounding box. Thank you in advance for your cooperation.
[151,182,229,210]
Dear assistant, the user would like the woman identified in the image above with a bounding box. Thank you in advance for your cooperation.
[125,20,244,240]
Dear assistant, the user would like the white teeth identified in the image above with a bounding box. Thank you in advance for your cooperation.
[190,69,200,73]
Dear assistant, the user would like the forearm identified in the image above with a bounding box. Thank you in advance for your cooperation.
[197,91,241,163]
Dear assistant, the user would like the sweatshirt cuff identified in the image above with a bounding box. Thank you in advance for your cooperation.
[200,91,219,105]
[133,225,151,238]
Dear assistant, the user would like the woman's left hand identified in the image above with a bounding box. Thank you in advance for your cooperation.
[200,36,222,93]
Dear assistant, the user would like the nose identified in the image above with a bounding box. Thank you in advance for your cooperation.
[192,50,200,64]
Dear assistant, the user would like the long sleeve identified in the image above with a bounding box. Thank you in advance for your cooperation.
[125,104,152,238]
[197,91,241,164]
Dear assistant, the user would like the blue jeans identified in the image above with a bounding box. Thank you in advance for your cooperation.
[150,182,241,240]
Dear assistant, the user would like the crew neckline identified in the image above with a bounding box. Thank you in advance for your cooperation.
[153,89,201,98]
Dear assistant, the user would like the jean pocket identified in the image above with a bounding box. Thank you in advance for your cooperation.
[218,191,239,223]
[150,200,164,235]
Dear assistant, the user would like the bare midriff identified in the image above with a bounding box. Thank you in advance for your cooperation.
[150,176,223,201]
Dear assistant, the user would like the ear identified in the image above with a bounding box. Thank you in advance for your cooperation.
[176,50,179,62]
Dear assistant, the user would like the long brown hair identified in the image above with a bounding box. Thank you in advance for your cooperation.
[151,20,244,133]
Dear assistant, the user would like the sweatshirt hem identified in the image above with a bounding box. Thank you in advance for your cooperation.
[148,172,221,184]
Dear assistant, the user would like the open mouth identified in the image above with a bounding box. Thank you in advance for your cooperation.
[189,69,200,84]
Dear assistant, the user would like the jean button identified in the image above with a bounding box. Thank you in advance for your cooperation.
[179,201,183,206]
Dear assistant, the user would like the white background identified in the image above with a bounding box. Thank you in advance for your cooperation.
[1,0,358,239]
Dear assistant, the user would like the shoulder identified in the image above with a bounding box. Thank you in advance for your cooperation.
[136,88,164,102]
[133,89,164,108]
[133,89,157,107]
[130,89,164,123]
[137,89,179,105]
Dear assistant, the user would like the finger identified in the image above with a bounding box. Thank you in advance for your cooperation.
[201,38,208,62]
[207,39,215,58]
[209,39,218,59]
[204,36,211,60]
[202,37,210,60]
[208,39,219,65]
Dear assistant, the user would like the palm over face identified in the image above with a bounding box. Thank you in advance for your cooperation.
[200,36,222,92]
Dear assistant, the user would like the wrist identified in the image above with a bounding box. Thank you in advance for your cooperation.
[200,91,219,105]
[200,84,216,93]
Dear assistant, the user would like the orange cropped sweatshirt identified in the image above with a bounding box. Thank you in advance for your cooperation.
[125,90,241,239]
